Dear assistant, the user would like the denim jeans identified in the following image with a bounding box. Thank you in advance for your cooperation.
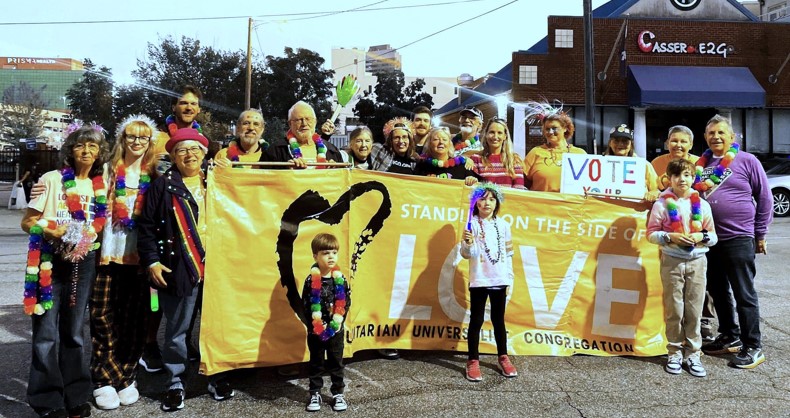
[159,286,199,390]
[27,251,96,416]
[706,237,762,349]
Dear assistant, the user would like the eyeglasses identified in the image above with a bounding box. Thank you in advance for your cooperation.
[125,136,151,144]
[73,143,100,152]
[174,146,204,156]
[545,127,563,134]
[289,117,315,125]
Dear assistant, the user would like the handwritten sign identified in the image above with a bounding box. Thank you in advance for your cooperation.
[560,154,646,198]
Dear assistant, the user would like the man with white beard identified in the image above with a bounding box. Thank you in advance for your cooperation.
[452,106,484,156]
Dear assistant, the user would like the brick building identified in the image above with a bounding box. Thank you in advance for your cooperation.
[438,0,790,160]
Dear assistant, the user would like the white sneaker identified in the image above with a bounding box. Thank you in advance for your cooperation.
[664,352,682,375]
[332,394,348,411]
[93,385,120,410]
[118,381,139,406]
[305,392,321,412]
[686,353,707,377]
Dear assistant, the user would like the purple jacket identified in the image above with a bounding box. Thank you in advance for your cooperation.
[698,150,772,241]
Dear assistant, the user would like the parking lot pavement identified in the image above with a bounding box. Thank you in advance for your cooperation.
[1,207,788,417]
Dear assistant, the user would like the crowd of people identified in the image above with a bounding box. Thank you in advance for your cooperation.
[19,85,773,417]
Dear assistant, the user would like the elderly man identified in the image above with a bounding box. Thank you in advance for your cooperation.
[411,106,433,155]
[696,115,772,369]
[216,109,268,165]
[138,128,234,411]
[452,106,484,156]
[261,100,342,168]
[651,125,699,191]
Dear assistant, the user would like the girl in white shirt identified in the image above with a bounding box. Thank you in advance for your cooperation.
[460,183,517,381]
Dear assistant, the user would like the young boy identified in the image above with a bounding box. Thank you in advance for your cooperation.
[302,233,351,412]
[647,158,717,377]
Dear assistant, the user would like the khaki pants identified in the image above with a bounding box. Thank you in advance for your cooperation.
[660,253,707,357]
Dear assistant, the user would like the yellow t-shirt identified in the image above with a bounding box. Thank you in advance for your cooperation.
[523,144,587,192]
[651,153,700,191]
[215,142,263,164]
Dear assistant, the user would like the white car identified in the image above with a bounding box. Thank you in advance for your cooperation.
[767,160,790,218]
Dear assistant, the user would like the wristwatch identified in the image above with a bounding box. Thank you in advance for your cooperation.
[701,229,711,244]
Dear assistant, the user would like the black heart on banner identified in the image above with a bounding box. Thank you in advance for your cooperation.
[276,181,392,325]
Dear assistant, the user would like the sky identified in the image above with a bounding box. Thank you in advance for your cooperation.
[0,0,609,86]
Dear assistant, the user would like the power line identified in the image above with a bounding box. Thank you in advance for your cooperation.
[254,0,390,28]
[0,0,488,26]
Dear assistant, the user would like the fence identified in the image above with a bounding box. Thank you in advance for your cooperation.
[0,149,60,182]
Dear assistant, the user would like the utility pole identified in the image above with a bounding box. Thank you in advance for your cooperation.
[583,0,596,154]
[245,17,252,109]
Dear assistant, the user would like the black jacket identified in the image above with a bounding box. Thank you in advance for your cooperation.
[259,136,343,168]
[301,269,352,331]
[137,167,204,297]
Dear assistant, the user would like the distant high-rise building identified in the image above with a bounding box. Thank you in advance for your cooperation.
[366,45,402,74]
[0,57,84,111]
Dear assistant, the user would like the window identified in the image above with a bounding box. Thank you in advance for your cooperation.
[555,29,574,48]
[432,86,437,94]
[454,87,458,94]
[518,65,538,85]
[768,3,787,21]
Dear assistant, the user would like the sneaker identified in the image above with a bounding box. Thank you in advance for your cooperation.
[305,392,322,412]
[139,343,164,373]
[208,381,235,401]
[117,382,139,406]
[730,347,765,369]
[67,403,91,417]
[465,359,483,381]
[685,354,707,377]
[664,352,683,374]
[332,394,348,412]
[702,334,742,355]
[700,318,715,343]
[160,388,185,412]
[92,385,120,410]
[497,355,518,377]
[377,349,400,359]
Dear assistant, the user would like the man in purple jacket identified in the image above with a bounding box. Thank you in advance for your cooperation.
[697,114,772,369]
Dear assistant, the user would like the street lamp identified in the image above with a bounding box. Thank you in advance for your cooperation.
[61,96,66,110]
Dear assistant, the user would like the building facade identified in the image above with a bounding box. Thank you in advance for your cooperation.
[0,57,84,111]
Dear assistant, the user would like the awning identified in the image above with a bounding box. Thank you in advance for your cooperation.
[627,65,765,108]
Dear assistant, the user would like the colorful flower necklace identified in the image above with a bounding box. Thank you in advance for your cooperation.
[226,140,268,164]
[287,131,327,165]
[693,143,739,192]
[112,163,151,230]
[22,168,107,315]
[165,115,202,137]
[309,265,347,341]
[477,217,503,264]
[665,190,703,235]
[423,155,466,168]
[453,133,480,152]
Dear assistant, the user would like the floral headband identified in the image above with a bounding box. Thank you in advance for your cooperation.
[65,121,105,137]
[383,117,413,139]
[470,182,504,206]
[523,100,567,126]
[114,114,160,141]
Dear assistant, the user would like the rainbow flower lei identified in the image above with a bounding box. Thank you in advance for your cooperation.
[112,163,151,230]
[665,190,703,235]
[423,155,466,168]
[310,265,347,341]
[287,131,327,166]
[226,140,268,165]
[452,133,480,152]
[23,168,107,315]
[165,115,202,137]
[693,143,739,192]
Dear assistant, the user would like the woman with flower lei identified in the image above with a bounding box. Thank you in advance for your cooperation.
[522,101,587,192]
[87,114,160,410]
[415,127,481,185]
[370,117,419,174]
[470,118,526,189]
[21,124,109,418]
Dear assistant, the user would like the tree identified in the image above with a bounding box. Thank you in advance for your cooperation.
[354,70,434,143]
[113,84,161,124]
[66,59,115,132]
[0,81,49,147]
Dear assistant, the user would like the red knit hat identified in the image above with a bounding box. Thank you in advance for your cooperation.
[166,128,209,153]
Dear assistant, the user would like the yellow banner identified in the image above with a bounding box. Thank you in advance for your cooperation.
[199,168,665,375]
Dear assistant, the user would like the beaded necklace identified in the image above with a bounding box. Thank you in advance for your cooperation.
[165,115,202,137]
[477,217,503,264]
[693,143,739,192]
[287,131,327,165]
[452,133,480,152]
[664,190,703,234]
[423,155,466,168]
[309,265,347,341]
[112,163,151,230]
[23,168,107,315]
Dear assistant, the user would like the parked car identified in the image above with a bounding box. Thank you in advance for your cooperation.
[767,161,790,217]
